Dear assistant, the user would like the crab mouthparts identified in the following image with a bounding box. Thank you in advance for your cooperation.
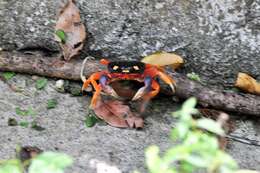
[122,69,130,73]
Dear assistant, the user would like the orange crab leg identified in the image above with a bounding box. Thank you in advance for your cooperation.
[158,71,176,93]
[82,72,102,91]
[90,84,102,108]
[82,72,103,108]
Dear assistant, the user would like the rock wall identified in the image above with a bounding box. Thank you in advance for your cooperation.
[0,0,259,86]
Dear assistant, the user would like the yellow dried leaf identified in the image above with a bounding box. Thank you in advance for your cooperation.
[141,51,184,70]
[235,72,260,95]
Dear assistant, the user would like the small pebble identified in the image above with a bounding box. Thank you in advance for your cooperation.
[32,75,39,80]
[55,79,65,92]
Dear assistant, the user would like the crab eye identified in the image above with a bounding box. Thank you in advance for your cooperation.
[113,65,119,70]
[133,65,139,71]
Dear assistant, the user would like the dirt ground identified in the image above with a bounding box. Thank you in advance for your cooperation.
[0,74,260,173]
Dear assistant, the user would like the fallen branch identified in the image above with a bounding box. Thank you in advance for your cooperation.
[0,51,260,116]
[170,71,260,116]
[0,51,100,80]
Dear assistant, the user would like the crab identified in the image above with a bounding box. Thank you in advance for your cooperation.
[81,59,176,109]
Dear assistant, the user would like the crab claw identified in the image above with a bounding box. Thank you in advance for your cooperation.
[132,77,152,101]
[103,85,120,98]
[132,86,148,101]
[99,75,120,98]
[169,82,176,93]
[158,71,176,94]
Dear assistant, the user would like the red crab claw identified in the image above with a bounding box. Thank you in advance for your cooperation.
[158,71,176,93]
[99,75,120,98]
[132,77,152,101]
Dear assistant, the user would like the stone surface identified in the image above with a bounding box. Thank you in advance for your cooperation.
[0,74,260,172]
[0,0,260,86]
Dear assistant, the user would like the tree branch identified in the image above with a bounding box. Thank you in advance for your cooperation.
[0,51,259,116]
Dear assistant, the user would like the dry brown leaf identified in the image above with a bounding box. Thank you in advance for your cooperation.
[125,115,144,129]
[55,0,86,61]
[141,51,184,70]
[235,72,260,95]
[93,99,144,128]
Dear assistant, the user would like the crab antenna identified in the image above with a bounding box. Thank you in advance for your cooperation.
[80,57,88,82]
[100,59,110,65]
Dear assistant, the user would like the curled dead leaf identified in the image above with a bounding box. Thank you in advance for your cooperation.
[141,51,184,70]
[93,99,144,128]
[235,72,260,95]
[55,0,86,61]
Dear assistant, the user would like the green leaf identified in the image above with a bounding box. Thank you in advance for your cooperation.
[36,78,48,90]
[85,116,98,127]
[15,107,28,116]
[29,152,73,173]
[163,145,189,164]
[196,118,225,136]
[19,121,29,128]
[3,72,16,80]
[171,123,189,139]
[145,146,162,173]
[55,30,67,44]
[173,98,198,121]
[70,86,82,96]
[182,97,197,113]
[187,72,201,82]
[15,107,36,116]
[179,161,196,173]
[185,155,210,168]
[47,99,58,109]
[0,160,22,173]
[26,107,36,116]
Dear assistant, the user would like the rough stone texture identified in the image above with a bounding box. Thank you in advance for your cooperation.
[0,0,259,86]
[0,74,260,172]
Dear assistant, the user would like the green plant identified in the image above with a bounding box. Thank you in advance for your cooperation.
[47,99,58,109]
[187,72,201,82]
[35,78,48,90]
[19,121,30,128]
[15,107,36,116]
[55,29,67,44]
[85,115,99,127]
[2,72,16,80]
[0,152,72,173]
[145,98,238,173]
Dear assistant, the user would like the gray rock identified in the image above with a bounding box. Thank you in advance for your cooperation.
[0,0,259,86]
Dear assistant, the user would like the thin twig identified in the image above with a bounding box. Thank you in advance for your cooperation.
[226,134,260,147]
